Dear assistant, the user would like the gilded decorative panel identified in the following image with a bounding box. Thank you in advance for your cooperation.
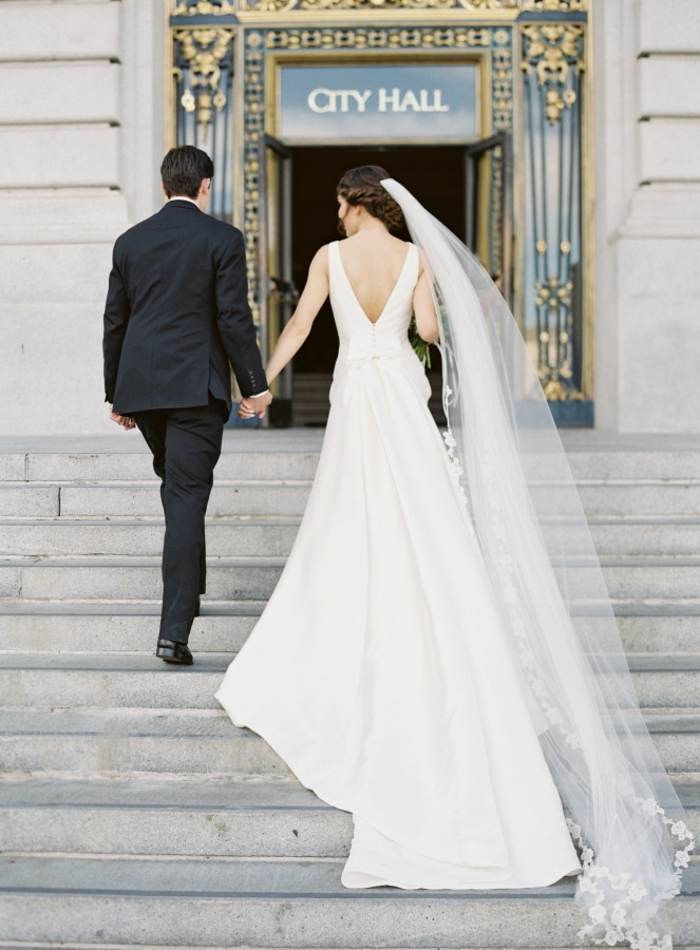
[520,18,588,409]
[168,0,588,12]
[167,0,593,419]
[242,24,513,322]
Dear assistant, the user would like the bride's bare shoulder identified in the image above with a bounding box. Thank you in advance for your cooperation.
[309,244,331,270]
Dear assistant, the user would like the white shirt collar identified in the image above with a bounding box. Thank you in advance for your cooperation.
[168,196,200,208]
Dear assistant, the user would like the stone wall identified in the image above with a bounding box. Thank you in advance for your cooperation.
[0,0,163,435]
[594,0,700,432]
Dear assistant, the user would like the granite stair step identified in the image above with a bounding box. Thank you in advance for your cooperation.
[1,651,700,710]
[1,601,699,654]
[0,853,697,948]
[0,775,697,859]
[1,516,699,559]
[1,554,699,602]
[0,482,313,519]
[0,518,301,558]
[1,703,699,776]
[0,601,262,653]
[2,479,700,519]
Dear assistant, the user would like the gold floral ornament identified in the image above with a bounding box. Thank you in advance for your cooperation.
[535,275,572,312]
[521,0,585,9]
[245,0,515,9]
[175,28,234,135]
[536,276,576,398]
[172,1,235,14]
[521,23,584,124]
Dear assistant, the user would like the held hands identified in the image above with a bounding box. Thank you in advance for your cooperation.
[109,409,136,430]
[238,391,273,420]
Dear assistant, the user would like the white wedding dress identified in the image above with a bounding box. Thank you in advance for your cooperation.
[215,239,582,890]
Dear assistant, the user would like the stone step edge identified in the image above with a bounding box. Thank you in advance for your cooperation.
[4,598,700,613]
[0,556,288,567]
[4,555,700,567]
[6,476,700,486]
[0,946,644,950]
[1,479,314,488]
[11,946,634,950]
[1,703,697,718]
[0,946,649,950]
[1,600,697,617]
[4,768,695,786]
[1,650,697,668]
[3,515,700,525]
[0,516,302,526]
[0,787,696,813]
[5,848,700,869]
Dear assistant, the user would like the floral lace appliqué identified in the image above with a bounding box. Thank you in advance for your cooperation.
[567,809,695,950]
[442,428,469,509]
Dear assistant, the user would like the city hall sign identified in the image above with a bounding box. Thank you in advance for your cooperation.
[279,63,479,144]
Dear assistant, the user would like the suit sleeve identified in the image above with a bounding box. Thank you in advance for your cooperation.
[103,241,131,404]
[214,229,268,398]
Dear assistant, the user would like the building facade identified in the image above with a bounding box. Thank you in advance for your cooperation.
[0,0,698,434]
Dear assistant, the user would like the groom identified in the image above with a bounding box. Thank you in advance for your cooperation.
[103,145,271,665]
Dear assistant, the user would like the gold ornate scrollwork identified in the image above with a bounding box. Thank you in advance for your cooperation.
[172,0,236,14]
[174,27,234,135]
[520,0,585,10]
[264,26,491,49]
[521,23,583,124]
[299,0,457,9]
[242,0,519,10]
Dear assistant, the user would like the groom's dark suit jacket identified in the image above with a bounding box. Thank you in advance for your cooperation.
[103,199,267,416]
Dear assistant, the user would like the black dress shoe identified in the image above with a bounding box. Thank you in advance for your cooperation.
[156,639,193,665]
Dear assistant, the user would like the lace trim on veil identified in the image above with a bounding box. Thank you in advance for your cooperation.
[567,810,694,950]
[440,420,695,950]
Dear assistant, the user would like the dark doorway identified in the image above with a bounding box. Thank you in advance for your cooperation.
[289,146,466,425]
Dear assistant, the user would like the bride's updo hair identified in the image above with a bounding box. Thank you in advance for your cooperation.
[336,165,404,233]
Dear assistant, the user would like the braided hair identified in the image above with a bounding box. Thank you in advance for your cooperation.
[336,165,404,233]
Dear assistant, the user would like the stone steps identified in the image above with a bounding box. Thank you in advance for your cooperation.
[2,715,698,777]
[3,479,700,518]
[1,553,699,602]
[1,436,699,949]
[1,601,698,654]
[1,516,699,557]
[1,775,697,859]
[0,853,698,949]
[0,518,300,557]
[0,777,352,858]
[0,599,700,666]
[1,651,699,711]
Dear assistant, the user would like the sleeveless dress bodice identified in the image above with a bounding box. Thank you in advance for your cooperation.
[327,240,431,409]
[215,238,581,891]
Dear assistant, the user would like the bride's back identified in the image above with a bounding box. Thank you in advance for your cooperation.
[337,232,411,325]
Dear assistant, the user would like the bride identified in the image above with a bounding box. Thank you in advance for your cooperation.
[215,166,693,948]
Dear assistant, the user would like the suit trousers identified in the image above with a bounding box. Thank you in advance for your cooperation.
[133,394,228,643]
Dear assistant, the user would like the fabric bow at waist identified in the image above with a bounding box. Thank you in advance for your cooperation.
[346,353,405,364]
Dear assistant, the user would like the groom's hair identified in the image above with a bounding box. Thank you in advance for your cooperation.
[161,146,214,199]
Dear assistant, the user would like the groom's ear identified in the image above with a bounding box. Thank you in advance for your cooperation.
[201,178,212,196]
[160,181,168,199]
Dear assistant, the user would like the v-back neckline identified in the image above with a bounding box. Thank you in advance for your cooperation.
[335,241,413,326]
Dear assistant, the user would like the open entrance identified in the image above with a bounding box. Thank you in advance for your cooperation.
[260,140,510,427]
[291,146,464,426]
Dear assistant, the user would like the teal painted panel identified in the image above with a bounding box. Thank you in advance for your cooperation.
[279,64,478,144]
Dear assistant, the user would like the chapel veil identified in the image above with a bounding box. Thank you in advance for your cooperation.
[381,177,694,950]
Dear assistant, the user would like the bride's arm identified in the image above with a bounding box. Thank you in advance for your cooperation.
[413,266,440,344]
[265,246,329,386]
